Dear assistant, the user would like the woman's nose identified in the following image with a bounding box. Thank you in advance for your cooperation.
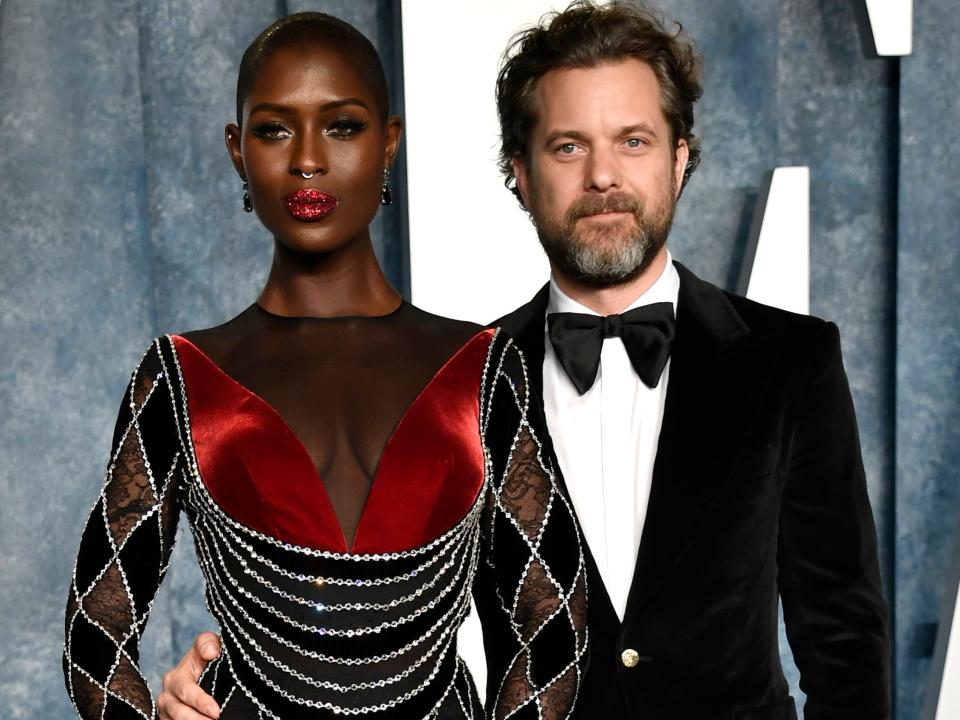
[291,129,327,178]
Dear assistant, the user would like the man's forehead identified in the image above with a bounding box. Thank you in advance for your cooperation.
[530,59,666,130]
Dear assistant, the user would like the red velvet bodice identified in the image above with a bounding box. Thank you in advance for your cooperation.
[172,330,493,555]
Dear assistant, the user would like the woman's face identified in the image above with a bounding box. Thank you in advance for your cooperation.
[226,45,400,255]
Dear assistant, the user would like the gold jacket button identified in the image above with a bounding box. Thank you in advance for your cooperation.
[621,649,640,668]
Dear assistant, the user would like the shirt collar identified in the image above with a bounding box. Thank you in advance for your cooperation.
[547,250,680,317]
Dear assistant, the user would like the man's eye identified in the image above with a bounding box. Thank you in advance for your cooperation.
[251,122,292,140]
[324,119,367,138]
[625,137,645,149]
[558,143,578,154]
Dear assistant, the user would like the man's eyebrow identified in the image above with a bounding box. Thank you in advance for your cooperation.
[248,98,371,115]
[543,129,591,147]
[542,123,660,147]
[620,122,659,138]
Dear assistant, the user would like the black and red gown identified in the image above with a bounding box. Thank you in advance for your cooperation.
[62,302,588,719]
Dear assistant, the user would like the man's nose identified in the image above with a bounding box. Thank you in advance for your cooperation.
[584,146,621,192]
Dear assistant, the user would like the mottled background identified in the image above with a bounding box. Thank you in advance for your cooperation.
[0,1,956,718]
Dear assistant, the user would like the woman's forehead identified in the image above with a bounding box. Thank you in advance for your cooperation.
[246,45,381,113]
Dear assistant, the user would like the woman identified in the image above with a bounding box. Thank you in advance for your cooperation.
[62,12,586,720]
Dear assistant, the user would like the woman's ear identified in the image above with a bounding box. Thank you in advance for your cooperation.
[225,124,245,178]
[384,115,403,169]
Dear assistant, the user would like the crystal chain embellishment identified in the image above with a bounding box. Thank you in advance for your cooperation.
[161,332,585,718]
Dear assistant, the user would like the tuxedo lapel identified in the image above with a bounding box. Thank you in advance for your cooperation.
[493,284,549,402]
[491,284,569,502]
[491,285,621,625]
[625,262,758,612]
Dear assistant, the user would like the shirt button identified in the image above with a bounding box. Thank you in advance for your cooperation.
[621,649,640,668]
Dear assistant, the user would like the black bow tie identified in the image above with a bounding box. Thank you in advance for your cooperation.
[547,302,676,395]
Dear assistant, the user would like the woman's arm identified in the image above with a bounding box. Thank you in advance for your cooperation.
[64,339,185,719]
[477,332,588,720]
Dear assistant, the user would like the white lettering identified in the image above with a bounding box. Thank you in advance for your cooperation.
[745,167,810,316]
[865,0,913,56]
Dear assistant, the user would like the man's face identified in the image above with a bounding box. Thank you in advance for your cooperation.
[513,59,689,288]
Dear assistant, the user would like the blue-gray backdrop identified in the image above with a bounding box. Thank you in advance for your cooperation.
[0,1,956,719]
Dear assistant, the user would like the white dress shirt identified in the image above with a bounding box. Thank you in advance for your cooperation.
[542,253,679,620]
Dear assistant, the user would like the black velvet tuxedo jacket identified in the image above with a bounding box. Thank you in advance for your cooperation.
[479,262,890,719]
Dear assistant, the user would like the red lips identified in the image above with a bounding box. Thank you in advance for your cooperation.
[284,189,339,221]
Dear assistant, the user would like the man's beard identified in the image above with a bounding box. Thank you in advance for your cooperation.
[531,187,677,288]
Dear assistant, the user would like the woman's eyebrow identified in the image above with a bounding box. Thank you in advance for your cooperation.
[248,98,370,116]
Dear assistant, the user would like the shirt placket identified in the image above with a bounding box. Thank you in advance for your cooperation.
[600,339,635,619]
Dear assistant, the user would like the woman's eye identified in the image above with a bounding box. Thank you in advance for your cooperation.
[324,118,367,138]
[251,122,292,140]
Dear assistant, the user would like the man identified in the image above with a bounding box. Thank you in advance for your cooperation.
[158,3,890,718]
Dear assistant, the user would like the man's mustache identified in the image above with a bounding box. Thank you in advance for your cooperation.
[565,193,642,223]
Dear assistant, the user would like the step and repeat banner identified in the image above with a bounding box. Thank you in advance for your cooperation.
[0,1,956,718]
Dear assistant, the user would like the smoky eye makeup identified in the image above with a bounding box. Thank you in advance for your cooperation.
[251,121,293,140]
[323,117,368,139]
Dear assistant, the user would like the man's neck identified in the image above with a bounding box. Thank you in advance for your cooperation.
[551,248,669,316]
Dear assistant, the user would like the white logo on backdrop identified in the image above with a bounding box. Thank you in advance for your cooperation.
[865,0,913,56]
[743,167,810,316]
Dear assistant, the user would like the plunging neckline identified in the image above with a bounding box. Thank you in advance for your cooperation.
[171,332,488,553]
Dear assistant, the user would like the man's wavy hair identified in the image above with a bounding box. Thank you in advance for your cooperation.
[496,1,703,203]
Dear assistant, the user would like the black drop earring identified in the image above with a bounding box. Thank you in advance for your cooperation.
[380,167,392,206]
[242,180,252,213]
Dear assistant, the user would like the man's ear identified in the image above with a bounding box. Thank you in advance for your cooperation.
[673,139,689,198]
[512,154,532,209]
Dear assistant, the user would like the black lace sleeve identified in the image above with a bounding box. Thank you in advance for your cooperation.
[477,330,588,720]
[63,338,185,719]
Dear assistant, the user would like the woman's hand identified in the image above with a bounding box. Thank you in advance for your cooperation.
[156,632,222,719]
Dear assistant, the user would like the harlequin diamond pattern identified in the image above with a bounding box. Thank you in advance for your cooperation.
[480,333,588,720]
[63,333,587,719]
[64,341,182,720]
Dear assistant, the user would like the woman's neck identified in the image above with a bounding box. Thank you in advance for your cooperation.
[257,236,402,318]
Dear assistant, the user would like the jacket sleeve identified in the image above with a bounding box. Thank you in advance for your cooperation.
[778,321,891,719]
[63,338,185,719]
[475,331,589,720]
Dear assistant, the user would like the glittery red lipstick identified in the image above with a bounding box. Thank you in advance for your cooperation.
[284,189,339,221]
